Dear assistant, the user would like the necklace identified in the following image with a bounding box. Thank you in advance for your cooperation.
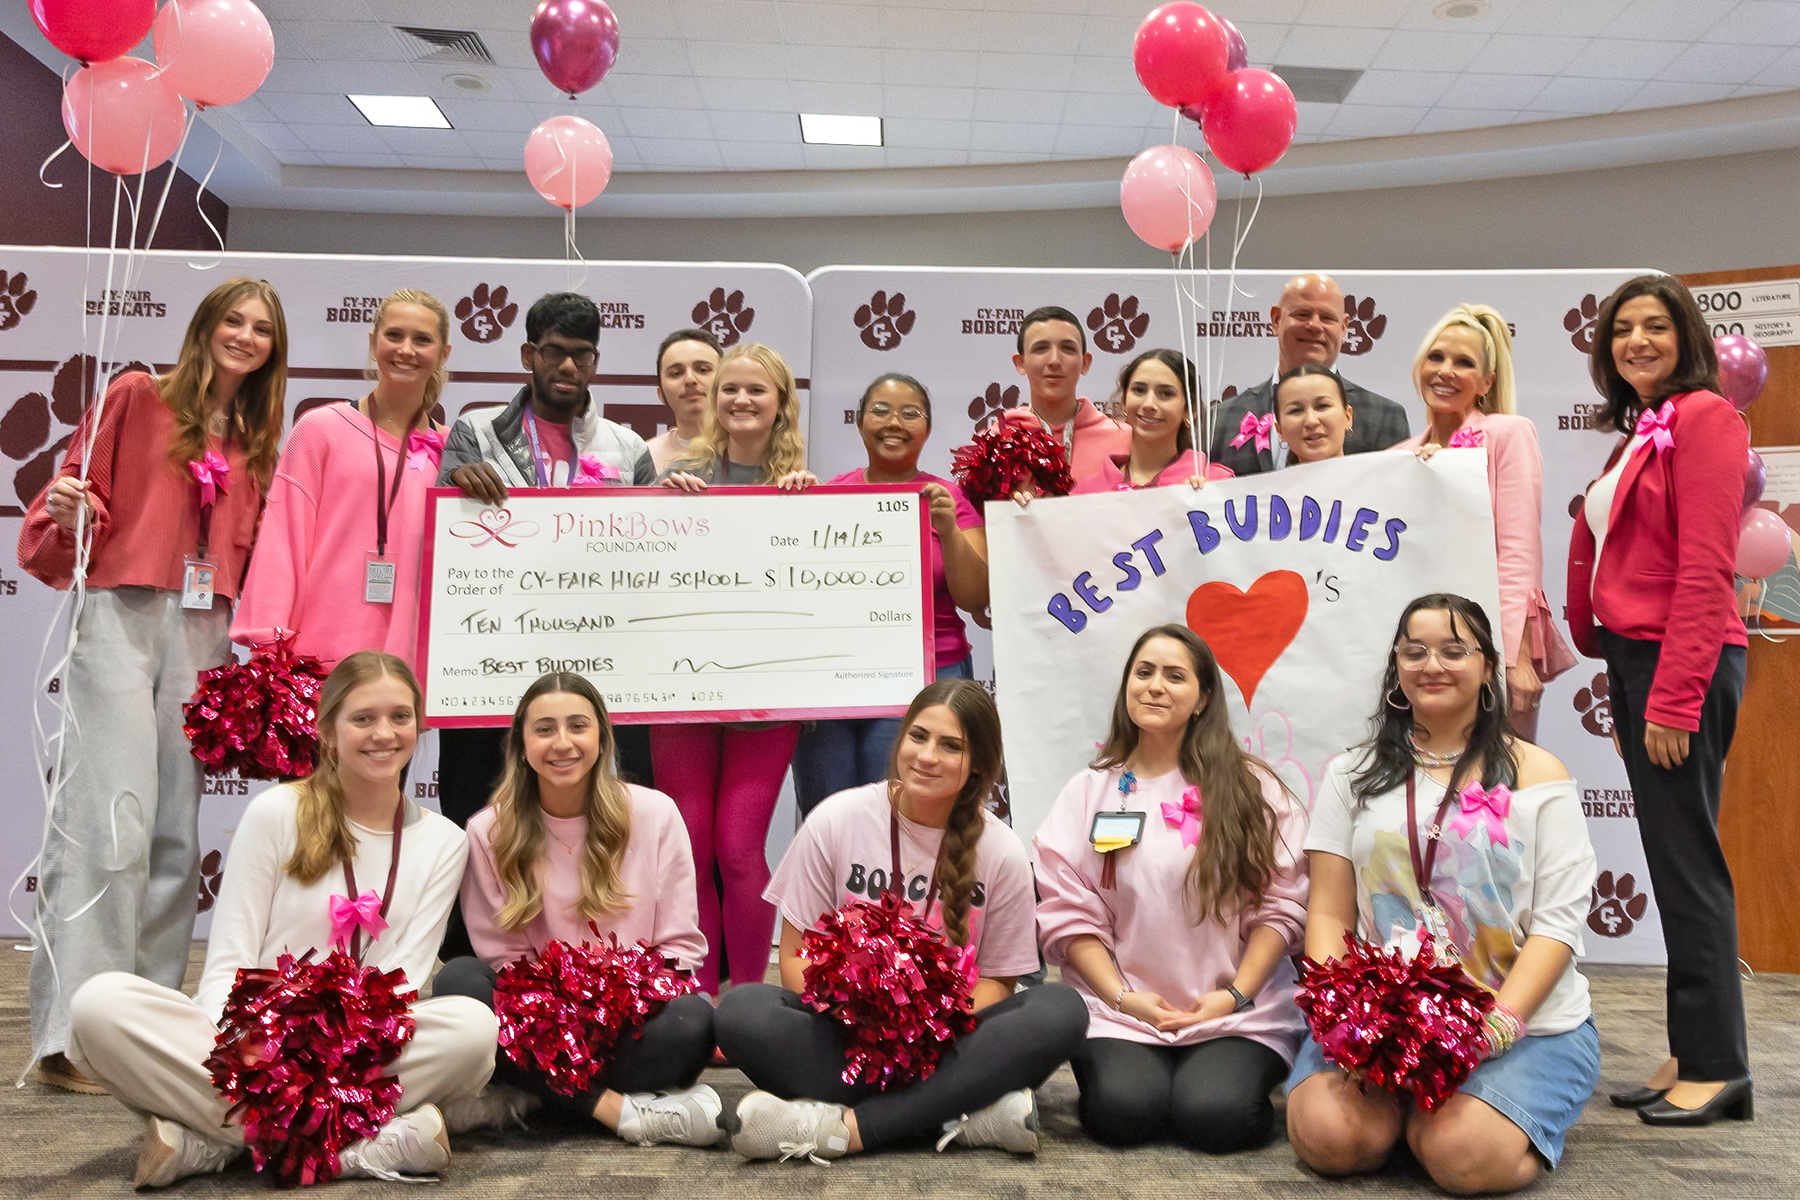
[545,819,582,856]
[1409,734,1463,769]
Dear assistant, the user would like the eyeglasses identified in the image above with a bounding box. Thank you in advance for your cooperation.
[866,402,926,422]
[533,343,597,368]
[1396,642,1476,669]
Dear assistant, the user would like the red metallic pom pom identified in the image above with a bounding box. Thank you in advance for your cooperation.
[951,422,1075,504]
[493,928,697,1097]
[205,950,416,1187]
[799,889,979,1091]
[1295,931,1495,1112]
[183,630,328,781]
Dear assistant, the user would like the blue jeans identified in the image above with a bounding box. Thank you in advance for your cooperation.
[791,656,974,818]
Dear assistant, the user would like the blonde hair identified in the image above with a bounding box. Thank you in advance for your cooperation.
[369,289,452,419]
[286,652,422,885]
[159,277,288,491]
[1413,304,1515,415]
[675,342,806,483]
[487,673,634,929]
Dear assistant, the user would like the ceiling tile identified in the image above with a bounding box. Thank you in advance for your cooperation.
[969,121,1060,154]
[1051,124,1145,157]
[1474,33,1592,75]
[885,84,976,120]
[972,88,1071,124]
[711,110,800,143]
[778,3,882,47]
[1410,106,1526,134]
[1322,104,1422,139]
[459,130,528,160]
[291,124,383,154]
[618,106,716,140]
[800,143,886,169]
[1658,41,1785,84]
[1625,79,1743,107]
[880,5,985,52]
[1214,0,1308,21]
[1525,75,1645,112]
[1599,0,1727,42]
[1559,36,1686,78]
[695,77,796,112]
[1496,0,1632,37]
[1705,1,1800,45]
[792,80,884,111]
[1064,54,1143,94]
[677,1,784,44]
[1751,45,1800,86]
[975,51,1078,91]
[883,117,971,150]
[1303,0,1413,27]
[1078,15,1143,58]
[1370,29,1493,73]
[1438,72,1552,108]
[687,40,791,79]
[261,92,363,125]
[883,48,979,88]
[283,20,402,63]
[435,99,537,133]
[718,141,807,171]
[1346,68,1459,108]
[978,10,1087,56]
[238,122,310,154]
[1294,100,1336,136]
[608,38,694,76]
[637,139,727,169]
[1274,24,1392,69]
[1061,91,1164,126]
[398,156,487,170]
[784,43,884,83]
[597,73,706,109]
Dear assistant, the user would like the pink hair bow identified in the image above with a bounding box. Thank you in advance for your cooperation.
[187,451,230,507]
[1634,399,1676,455]
[1230,411,1275,452]
[1161,785,1203,848]
[1447,426,1486,449]
[1449,782,1511,848]
[570,453,620,487]
[329,889,388,953]
[405,428,445,473]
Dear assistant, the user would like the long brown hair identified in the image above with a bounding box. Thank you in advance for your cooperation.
[1588,274,1721,434]
[286,651,421,884]
[369,289,453,418]
[675,342,806,482]
[159,277,287,491]
[1091,625,1283,925]
[486,673,634,929]
[885,679,1004,947]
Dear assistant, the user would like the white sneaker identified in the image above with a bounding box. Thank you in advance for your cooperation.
[337,1104,451,1182]
[725,1091,851,1163]
[134,1116,242,1189]
[441,1084,541,1134]
[935,1088,1039,1154]
[617,1084,726,1146]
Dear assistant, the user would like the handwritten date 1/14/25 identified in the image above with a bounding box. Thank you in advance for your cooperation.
[811,521,883,549]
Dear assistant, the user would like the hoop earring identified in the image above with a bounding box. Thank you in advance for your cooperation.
[1480,682,1495,712]
[1386,685,1410,710]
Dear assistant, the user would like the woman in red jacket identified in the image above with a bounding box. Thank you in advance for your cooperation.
[1565,274,1751,1127]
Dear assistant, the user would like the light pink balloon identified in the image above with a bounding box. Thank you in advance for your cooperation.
[1121,145,1217,253]
[1203,68,1297,176]
[62,57,186,176]
[1713,333,1768,411]
[525,116,613,210]
[1737,508,1794,580]
[153,0,275,108]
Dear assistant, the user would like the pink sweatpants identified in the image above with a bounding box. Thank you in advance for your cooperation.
[649,722,800,994]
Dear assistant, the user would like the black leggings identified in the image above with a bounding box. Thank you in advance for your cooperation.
[1070,1035,1288,1153]
[714,982,1088,1151]
[433,956,714,1116]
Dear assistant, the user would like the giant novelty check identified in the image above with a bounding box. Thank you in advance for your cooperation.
[417,486,935,725]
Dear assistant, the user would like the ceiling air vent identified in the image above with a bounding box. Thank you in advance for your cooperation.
[394,27,495,65]
[1268,66,1364,105]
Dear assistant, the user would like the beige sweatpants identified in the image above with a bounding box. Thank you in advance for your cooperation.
[66,972,496,1146]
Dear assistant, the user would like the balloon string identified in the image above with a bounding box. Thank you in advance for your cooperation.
[38,140,72,190]
[192,134,227,262]
[1212,174,1264,413]
[142,108,197,254]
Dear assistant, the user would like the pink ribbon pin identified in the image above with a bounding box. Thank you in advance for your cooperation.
[570,453,620,487]
[1161,785,1203,848]
[1230,411,1275,452]
[406,428,445,473]
[1447,426,1486,449]
[1449,782,1511,848]
[329,889,388,953]
[187,451,230,507]
[1634,399,1676,455]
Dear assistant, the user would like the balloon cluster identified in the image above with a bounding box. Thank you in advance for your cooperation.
[1121,4,1297,251]
[1712,334,1794,581]
[36,0,275,176]
[525,2,621,211]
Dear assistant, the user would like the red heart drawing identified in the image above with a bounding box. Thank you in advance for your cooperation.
[1185,570,1309,709]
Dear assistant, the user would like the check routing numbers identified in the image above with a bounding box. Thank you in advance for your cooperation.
[420,487,935,723]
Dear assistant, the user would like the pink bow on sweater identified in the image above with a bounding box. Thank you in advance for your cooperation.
[570,454,620,487]
[1161,785,1203,848]
[329,889,389,953]
[1230,411,1275,452]
[187,452,230,507]
[1634,399,1676,455]
[405,428,445,473]
[1447,426,1486,449]
[1449,782,1512,848]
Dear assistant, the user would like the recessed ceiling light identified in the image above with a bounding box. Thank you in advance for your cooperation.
[443,73,491,93]
[1434,0,1490,19]
[347,94,453,129]
[799,113,882,146]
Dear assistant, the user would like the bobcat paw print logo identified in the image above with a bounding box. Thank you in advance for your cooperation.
[1564,294,1599,354]
[1573,672,1613,738]
[1588,870,1648,938]
[2,355,149,506]
[455,283,518,344]
[1087,294,1149,354]
[854,290,915,351]
[692,287,755,347]
[1339,295,1386,356]
[0,270,39,332]
[967,382,1022,433]
[196,849,225,913]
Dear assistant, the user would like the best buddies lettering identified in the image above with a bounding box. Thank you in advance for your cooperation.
[418,487,934,725]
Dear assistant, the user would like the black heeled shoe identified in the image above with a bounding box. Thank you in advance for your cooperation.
[1637,1077,1754,1126]
[1609,1085,1670,1109]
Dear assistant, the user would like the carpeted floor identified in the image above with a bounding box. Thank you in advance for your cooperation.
[2,941,1793,1198]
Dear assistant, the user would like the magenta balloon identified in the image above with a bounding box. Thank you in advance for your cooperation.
[1744,449,1767,510]
[1133,3,1229,110]
[1120,145,1217,253]
[525,115,614,209]
[1736,508,1794,580]
[1203,69,1297,176]
[1714,333,1768,411]
[531,0,620,97]
[31,0,156,64]
[152,0,275,108]
[1220,15,1249,72]
[62,57,186,176]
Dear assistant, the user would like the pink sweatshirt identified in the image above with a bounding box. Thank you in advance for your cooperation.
[461,784,707,973]
[1071,449,1234,495]
[231,402,436,667]
[1033,765,1310,1059]
[995,397,1130,486]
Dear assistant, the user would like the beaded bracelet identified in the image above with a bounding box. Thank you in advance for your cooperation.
[1482,1002,1527,1060]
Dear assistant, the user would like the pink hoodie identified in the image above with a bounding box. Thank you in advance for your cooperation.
[995,397,1130,486]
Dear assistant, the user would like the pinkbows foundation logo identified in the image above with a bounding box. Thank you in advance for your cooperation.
[450,508,540,547]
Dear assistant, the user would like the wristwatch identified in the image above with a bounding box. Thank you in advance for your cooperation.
[1226,984,1254,1013]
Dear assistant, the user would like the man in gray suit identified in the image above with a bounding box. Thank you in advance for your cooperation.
[1207,273,1410,475]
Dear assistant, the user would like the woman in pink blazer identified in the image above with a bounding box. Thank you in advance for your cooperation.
[1398,304,1575,740]
[1566,275,1752,1127]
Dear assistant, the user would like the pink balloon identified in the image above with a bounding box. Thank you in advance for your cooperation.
[1221,15,1249,71]
[525,116,613,210]
[1744,448,1767,510]
[1737,508,1794,580]
[1714,333,1768,411]
[152,0,274,108]
[1120,145,1217,253]
[31,0,155,64]
[1133,3,1229,110]
[531,0,620,97]
[1203,68,1297,176]
[62,57,186,176]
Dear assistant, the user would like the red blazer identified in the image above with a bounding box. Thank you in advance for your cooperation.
[1565,390,1748,730]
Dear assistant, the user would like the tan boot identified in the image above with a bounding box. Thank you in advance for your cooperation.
[33,1052,109,1095]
